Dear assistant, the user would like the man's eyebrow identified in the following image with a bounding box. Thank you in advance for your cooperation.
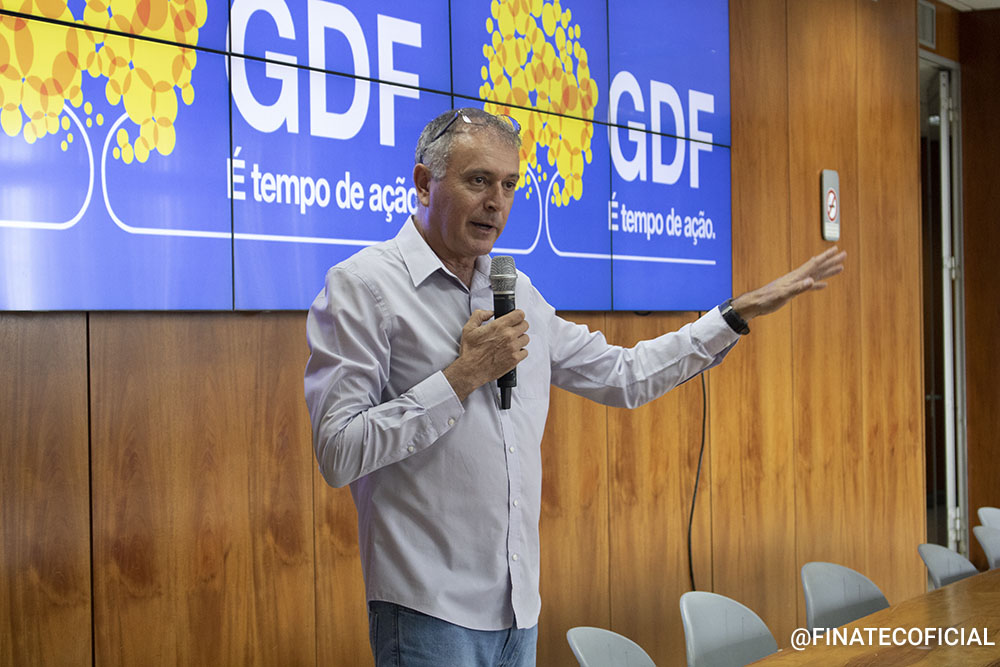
[462,167,519,180]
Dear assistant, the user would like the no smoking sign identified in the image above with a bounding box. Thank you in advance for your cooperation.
[821,169,840,242]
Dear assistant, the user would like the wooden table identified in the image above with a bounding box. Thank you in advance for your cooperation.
[751,568,1000,665]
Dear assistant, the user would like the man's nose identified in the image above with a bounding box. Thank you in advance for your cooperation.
[484,182,504,211]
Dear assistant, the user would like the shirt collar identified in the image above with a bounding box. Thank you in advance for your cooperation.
[397,217,492,290]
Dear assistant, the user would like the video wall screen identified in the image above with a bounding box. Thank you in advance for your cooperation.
[0,0,731,311]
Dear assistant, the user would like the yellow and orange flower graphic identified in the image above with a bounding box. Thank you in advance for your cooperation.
[0,0,206,162]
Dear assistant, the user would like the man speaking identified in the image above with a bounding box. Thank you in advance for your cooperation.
[304,107,845,666]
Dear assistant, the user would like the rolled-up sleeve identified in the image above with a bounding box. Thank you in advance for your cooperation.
[304,267,463,488]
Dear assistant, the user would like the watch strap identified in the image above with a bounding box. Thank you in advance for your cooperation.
[719,299,750,335]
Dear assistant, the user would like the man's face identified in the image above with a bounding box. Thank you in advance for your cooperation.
[420,129,520,265]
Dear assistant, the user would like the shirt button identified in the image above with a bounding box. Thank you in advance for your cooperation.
[509,446,515,453]
[407,446,415,453]
[512,500,519,508]
[511,553,519,562]
[447,418,455,426]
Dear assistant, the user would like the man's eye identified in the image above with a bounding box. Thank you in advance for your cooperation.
[504,181,517,190]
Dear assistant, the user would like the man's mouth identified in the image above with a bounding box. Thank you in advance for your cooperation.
[470,221,494,232]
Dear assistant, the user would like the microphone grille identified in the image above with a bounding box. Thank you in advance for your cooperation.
[490,255,516,293]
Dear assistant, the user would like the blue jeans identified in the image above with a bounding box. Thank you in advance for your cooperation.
[368,601,537,667]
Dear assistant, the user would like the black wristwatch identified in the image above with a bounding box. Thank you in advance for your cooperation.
[719,299,750,335]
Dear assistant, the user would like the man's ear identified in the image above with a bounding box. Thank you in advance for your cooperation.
[413,163,432,207]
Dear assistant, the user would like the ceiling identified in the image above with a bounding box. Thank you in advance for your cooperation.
[937,0,1000,10]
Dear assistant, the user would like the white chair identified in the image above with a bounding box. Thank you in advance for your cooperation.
[566,626,655,667]
[800,562,889,631]
[973,525,1000,570]
[978,506,1000,529]
[679,591,778,667]
[917,543,978,588]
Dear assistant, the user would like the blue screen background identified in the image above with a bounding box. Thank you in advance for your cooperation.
[0,0,731,311]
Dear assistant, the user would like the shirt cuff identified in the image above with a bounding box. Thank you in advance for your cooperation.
[691,307,741,357]
[412,370,465,438]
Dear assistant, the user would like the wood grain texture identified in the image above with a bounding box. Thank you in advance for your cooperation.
[959,9,1000,571]
[246,313,317,665]
[0,313,92,667]
[313,468,371,666]
[710,0,800,646]
[537,312,610,667]
[606,312,713,665]
[927,0,960,62]
[787,0,867,632]
[856,0,926,605]
[90,313,315,666]
[1,4,938,663]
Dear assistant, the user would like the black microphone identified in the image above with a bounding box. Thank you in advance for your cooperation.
[490,255,517,409]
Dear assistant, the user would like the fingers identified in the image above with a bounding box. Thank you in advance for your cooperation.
[819,263,845,280]
[462,309,494,337]
[797,247,846,285]
[463,309,529,340]
[448,310,532,401]
[498,310,530,352]
[817,245,840,259]
[467,309,493,326]
[734,247,846,321]
[495,308,527,325]
[464,309,527,328]
[814,248,846,273]
[494,311,529,367]
[782,249,845,305]
[459,309,529,370]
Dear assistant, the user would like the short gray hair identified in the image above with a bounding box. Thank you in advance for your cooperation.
[415,108,521,180]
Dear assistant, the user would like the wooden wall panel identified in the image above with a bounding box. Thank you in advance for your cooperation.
[856,0,926,604]
[244,314,317,663]
[2,3,935,663]
[927,0,960,63]
[537,313,611,667]
[0,314,92,667]
[314,469,371,666]
[711,0,799,645]
[90,313,315,666]
[960,9,1000,570]
[606,313,713,665]
[787,0,866,628]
